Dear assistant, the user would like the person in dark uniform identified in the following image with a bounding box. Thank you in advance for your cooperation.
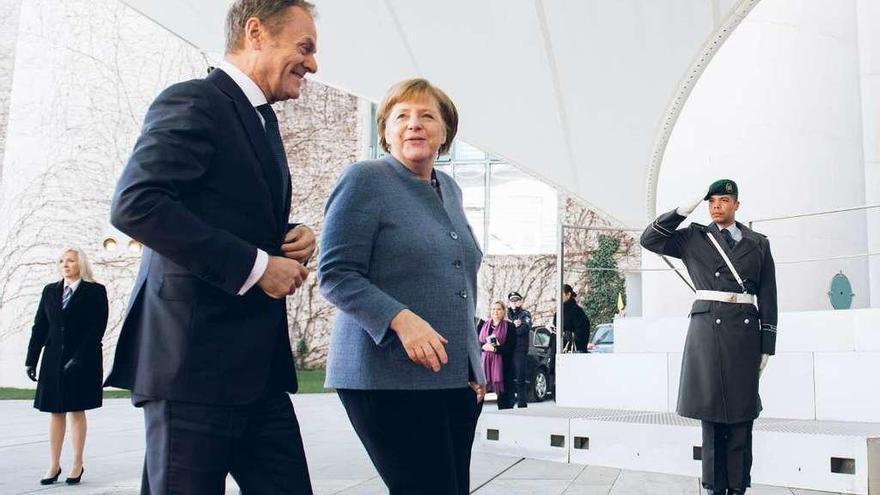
[641,179,778,495]
[480,301,517,409]
[554,284,591,353]
[507,291,532,407]
[25,247,108,485]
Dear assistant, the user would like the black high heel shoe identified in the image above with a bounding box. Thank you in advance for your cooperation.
[66,466,84,484]
[40,467,61,485]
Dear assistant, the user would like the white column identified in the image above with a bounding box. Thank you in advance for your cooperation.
[857,0,880,307]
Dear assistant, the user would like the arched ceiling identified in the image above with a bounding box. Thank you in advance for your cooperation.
[119,0,759,228]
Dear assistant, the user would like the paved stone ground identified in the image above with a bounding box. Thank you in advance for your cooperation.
[0,395,841,494]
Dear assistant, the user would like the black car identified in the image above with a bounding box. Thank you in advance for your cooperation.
[525,325,556,402]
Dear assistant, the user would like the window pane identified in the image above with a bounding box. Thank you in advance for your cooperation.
[488,164,558,254]
[534,331,550,347]
[464,208,485,252]
[454,141,487,161]
[454,164,486,209]
[434,164,452,178]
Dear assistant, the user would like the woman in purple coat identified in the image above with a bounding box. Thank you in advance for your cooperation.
[479,301,517,410]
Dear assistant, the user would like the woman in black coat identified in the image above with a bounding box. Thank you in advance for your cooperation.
[25,247,108,485]
[554,284,591,353]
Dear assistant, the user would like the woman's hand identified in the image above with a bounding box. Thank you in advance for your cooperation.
[469,382,486,403]
[390,310,449,372]
[481,343,496,352]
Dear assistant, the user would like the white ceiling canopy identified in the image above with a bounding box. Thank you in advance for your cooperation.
[120,0,759,228]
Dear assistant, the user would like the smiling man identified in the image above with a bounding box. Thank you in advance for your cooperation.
[106,1,318,493]
[640,179,778,495]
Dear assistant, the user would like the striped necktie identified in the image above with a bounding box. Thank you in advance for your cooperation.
[62,286,73,309]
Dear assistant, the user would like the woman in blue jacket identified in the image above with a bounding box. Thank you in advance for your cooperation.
[320,78,485,495]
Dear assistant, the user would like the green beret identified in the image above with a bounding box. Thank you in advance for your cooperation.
[704,179,738,199]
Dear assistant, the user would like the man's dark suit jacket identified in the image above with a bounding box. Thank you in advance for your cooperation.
[105,69,298,405]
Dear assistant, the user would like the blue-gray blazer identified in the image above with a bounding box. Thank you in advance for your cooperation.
[319,155,485,390]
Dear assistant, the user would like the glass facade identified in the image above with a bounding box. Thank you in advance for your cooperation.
[370,109,557,254]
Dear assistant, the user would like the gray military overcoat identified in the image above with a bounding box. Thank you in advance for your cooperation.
[641,209,778,424]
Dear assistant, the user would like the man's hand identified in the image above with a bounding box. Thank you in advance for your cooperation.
[469,382,486,403]
[281,225,316,265]
[759,353,770,377]
[481,343,496,352]
[258,256,310,299]
[676,186,711,217]
[390,310,448,372]
[513,319,522,327]
[25,365,37,382]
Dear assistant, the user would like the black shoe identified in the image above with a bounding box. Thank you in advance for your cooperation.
[40,467,61,485]
[66,466,84,484]
[728,490,745,495]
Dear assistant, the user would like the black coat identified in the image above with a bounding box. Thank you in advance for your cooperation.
[105,69,299,405]
[26,280,108,413]
[641,209,778,424]
[555,299,590,352]
[507,307,532,353]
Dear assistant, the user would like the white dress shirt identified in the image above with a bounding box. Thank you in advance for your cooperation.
[716,223,743,243]
[64,278,82,295]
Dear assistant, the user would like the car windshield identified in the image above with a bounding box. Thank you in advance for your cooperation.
[592,325,613,345]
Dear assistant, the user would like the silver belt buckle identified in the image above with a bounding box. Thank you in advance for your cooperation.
[725,293,736,303]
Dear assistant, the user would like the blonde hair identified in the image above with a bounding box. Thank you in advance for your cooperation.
[377,78,459,155]
[59,247,95,282]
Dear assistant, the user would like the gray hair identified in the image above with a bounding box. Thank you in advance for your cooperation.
[59,247,95,282]
[225,0,316,54]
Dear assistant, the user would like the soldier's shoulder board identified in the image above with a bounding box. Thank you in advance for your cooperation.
[688,222,708,232]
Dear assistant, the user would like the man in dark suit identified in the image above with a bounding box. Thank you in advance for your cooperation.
[641,180,777,495]
[105,1,318,493]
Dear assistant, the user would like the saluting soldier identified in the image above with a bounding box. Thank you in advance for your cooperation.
[640,179,777,495]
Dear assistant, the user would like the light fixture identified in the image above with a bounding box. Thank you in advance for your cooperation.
[128,240,142,253]
[102,238,117,251]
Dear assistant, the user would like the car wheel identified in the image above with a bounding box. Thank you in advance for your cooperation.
[530,368,549,402]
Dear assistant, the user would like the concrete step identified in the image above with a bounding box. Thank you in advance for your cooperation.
[476,406,880,494]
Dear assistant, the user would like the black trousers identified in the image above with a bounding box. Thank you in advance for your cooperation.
[513,350,529,407]
[337,388,482,495]
[701,420,753,492]
[139,391,312,494]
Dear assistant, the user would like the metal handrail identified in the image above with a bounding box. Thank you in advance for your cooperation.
[748,203,880,227]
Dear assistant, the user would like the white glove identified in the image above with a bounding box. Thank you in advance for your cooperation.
[759,354,770,377]
[676,193,705,217]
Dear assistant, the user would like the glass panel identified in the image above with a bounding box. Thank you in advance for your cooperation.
[464,208,485,252]
[434,164,452,178]
[454,141,487,161]
[454,164,486,209]
[488,164,558,254]
[533,330,550,347]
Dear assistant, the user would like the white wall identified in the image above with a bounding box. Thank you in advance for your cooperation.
[644,0,872,317]
[0,0,205,388]
[558,309,880,422]
[857,0,880,308]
